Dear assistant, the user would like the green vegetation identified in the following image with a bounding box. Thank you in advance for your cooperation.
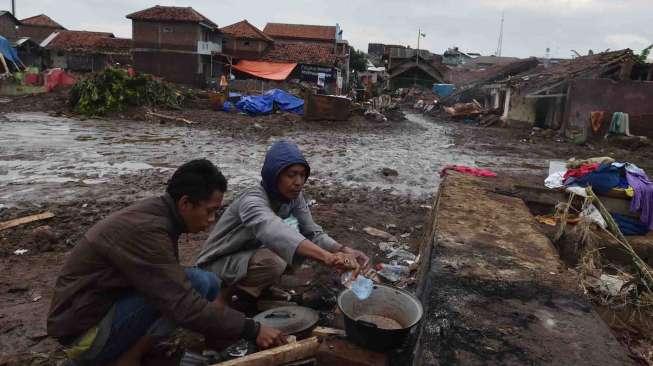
[68,68,185,116]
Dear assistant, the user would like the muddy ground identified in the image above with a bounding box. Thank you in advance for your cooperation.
[1,92,652,365]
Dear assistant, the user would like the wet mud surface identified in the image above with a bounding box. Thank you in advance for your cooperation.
[1,95,652,364]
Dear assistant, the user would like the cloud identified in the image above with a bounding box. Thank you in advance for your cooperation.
[604,34,652,52]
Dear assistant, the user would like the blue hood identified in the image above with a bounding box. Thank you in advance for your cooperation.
[261,140,310,202]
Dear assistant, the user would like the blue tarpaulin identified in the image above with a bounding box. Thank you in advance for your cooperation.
[0,36,21,65]
[231,89,304,115]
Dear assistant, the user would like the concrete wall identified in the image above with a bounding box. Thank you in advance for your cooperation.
[507,94,537,126]
[566,78,653,139]
[223,38,268,58]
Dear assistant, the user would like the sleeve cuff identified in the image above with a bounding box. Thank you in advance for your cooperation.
[241,319,259,340]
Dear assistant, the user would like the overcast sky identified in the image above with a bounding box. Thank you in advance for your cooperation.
[15,0,653,59]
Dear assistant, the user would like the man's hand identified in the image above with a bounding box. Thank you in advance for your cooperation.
[341,246,370,268]
[326,252,360,275]
[256,324,287,349]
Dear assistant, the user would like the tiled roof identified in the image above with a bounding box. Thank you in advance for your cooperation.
[44,31,132,54]
[0,10,19,24]
[263,23,335,42]
[221,20,273,42]
[261,42,336,66]
[126,6,218,29]
[20,14,65,29]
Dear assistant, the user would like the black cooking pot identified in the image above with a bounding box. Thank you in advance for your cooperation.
[337,284,423,352]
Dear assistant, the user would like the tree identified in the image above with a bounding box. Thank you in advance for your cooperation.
[349,46,368,72]
[636,44,653,64]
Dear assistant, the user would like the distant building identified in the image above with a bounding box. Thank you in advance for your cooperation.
[443,47,479,66]
[18,14,66,43]
[127,5,223,87]
[221,20,273,60]
[0,11,19,40]
[259,22,350,92]
[41,30,131,71]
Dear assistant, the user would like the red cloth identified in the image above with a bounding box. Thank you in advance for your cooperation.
[440,165,497,178]
[24,73,41,86]
[563,163,600,180]
[45,68,77,92]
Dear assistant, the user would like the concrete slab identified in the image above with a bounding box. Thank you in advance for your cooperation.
[413,172,633,365]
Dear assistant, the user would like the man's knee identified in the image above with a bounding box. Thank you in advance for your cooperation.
[255,250,287,279]
[184,268,220,301]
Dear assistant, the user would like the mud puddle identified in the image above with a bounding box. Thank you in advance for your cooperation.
[0,112,551,208]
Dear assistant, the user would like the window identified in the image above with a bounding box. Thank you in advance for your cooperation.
[243,41,250,46]
[163,26,173,33]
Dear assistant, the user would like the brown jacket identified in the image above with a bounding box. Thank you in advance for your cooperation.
[47,194,254,342]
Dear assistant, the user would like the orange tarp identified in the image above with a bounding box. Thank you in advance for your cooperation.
[232,60,297,81]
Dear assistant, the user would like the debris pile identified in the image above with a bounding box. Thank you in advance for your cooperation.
[363,94,401,122]
[68,68,185,116]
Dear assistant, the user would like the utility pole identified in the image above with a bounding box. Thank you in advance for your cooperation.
[11,0,16,16]
[495,12,504,57]
[416,28,421,66]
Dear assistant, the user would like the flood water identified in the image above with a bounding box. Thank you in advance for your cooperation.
[0,112,546,207]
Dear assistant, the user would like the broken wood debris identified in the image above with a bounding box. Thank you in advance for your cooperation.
[212,337,320,366]
[0,212,55,231]
[146,110,197,125]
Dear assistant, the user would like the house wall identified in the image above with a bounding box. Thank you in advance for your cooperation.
[133,51,201,86]
[132,20,200,51]
[223,37,268,58]
[0,14,17,39]
[566,78,653,139]
[17,25,57,43]
[506,94,537,125]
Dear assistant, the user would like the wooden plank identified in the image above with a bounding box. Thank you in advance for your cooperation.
[146,111,196,125]
[212,337,320,366]
[316,338,388,366]
[0,212,55,231]
[515,185,636,217]
[310,326,346,337]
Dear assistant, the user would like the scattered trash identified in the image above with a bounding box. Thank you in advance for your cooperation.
[587,274,635,297]
[375,263,410,283]
[387,248,416,263]
[363,226,398,242]
[440,165,497,178]
[13,249,29,255]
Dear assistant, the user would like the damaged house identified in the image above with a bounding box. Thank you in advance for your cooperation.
[127,6,223,87]
[382,45,447,89]
[41,30,132,72]
[17,14,66,43]
[485,49,653,139]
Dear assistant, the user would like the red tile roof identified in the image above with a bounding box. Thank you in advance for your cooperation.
[44,31,131,54]
[20,14,65,29]
[261,42,336,66]
[263,23,335,42]
[221,20,273,42]
[126,6,218,29]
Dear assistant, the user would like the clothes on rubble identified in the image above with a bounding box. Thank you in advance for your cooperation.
[606,112,631,137]
[625,165,653,230]
[563,163,600,180]
[564,162,621,194]
[440,165,497,178]
[545,171,565,189]
[611,213,650,236]
[566,157,614,169]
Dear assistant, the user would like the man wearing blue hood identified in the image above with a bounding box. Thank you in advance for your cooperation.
[196,140,368,301]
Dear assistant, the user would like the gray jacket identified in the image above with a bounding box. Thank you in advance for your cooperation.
[196,185,337,285]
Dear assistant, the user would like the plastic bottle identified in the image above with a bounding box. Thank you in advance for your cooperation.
[375,263,409,283]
